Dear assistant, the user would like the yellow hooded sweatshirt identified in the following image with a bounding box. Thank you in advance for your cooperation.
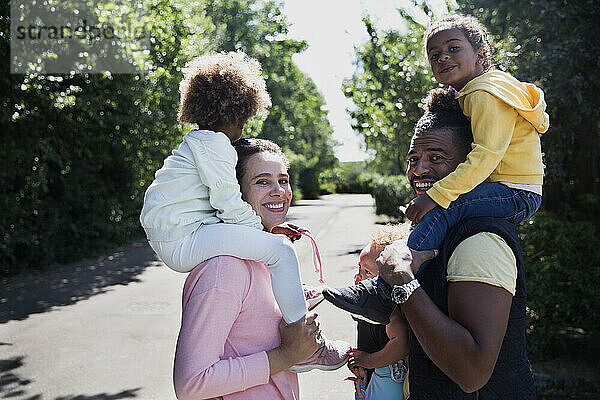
[427,70,550,209]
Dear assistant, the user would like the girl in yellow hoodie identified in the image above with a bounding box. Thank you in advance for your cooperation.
[322,15,549,316]
[401,14,549,265]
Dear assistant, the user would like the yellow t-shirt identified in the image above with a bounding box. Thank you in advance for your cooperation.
[447,231,517,295]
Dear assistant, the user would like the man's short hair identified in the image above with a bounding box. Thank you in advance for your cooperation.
[414,88,473,151]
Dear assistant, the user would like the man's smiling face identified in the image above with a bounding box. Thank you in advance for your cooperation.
[406,127,470,196]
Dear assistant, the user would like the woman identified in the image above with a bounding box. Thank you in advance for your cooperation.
[173,138,322,400]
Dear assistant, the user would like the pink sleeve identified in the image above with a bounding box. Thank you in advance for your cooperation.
[173,268,271,399]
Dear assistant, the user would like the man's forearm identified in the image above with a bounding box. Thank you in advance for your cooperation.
[401,287,502,393]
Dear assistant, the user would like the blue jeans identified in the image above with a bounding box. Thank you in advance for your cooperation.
[376,183,541,296]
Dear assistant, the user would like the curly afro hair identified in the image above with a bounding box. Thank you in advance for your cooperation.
[414,88,473,150]
[425,14,495,72]
[369,224,410,252]
[178,51,272,129]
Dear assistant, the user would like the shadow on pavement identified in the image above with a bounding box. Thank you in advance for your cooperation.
[54,389,141,399]
[0,242,160,324]
[0,353,33,399]
[0,347,141,400]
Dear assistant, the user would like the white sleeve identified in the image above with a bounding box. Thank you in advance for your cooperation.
[187,134,263,229]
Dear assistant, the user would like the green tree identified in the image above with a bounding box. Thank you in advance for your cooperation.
[343,15,437,175]
[1,0,214,274]
[1,0,337,275]
[204,0,337,198]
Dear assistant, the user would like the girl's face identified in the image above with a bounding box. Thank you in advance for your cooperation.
[426,28,485,91]
[240,152,292,232]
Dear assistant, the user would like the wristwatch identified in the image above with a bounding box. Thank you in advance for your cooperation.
[391,279,420,304]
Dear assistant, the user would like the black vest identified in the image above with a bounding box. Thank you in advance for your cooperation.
[408,217,536,399]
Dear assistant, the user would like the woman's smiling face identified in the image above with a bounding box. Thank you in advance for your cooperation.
[240,151,292,232]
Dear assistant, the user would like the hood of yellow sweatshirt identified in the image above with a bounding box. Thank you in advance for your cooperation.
[455,70,550,134]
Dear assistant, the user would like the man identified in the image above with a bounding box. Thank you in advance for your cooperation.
[325,89,535,399]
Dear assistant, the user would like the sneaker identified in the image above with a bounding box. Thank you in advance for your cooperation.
[322,278,395,325]
[303,284,325,311]
[289,339,350,373]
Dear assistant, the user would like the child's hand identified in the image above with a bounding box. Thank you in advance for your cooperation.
[348,349,374,369]
[344,373,365,394]
[271,224,302,242]
[346,363,367,379]
[405,194,438,223]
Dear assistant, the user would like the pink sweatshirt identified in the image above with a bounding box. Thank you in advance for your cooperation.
[173,256,300,400]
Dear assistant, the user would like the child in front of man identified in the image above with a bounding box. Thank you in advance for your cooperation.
[343,225,409,400]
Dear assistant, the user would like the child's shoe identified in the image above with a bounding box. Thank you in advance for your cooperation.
[288,339,351,373]
[303,284,325,311]
[322,278,395,325]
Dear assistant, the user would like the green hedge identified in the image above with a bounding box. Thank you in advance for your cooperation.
[519,206,600,360]
[1,73,182,276]
[320,169,413,218]
[367,174,413,218]
[319,162,372,194]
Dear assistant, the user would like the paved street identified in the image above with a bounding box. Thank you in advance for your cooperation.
[1,194,379,399]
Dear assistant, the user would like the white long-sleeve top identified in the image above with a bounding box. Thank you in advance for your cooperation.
[140,130,263,242]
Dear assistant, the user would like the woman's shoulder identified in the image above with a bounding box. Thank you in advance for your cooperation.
[185,256,263,296]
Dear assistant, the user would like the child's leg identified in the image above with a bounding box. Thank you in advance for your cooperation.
[407,183,541,254]
[180,223,307,323]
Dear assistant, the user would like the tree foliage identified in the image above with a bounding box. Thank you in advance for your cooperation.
[1,0,336,275]
[204,0,337,198]
[343,14,437,174]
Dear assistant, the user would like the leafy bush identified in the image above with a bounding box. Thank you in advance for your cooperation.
[320,168,412,218]
[367,174,413,218]
[320,162,370,194]
[1,0,337,276]
[519,207,600,360]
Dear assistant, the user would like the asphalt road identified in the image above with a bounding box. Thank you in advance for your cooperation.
[1,194,380,399]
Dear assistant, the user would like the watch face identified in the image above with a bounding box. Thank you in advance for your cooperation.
[392,286,408,304]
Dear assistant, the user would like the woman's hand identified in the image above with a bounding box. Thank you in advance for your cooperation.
[405,194,438,223]
[348,349,374,369]
[267,313,320,374]
[279,313,321,362]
